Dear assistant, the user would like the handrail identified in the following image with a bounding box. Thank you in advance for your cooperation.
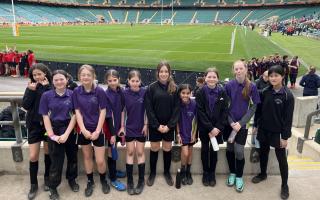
[297,109,320,153]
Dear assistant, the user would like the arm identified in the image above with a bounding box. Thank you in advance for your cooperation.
[59,115,76,143]
[281,94,295,140]
[214,91,229,132]
[118,110,125,135]
[144,86,160,129]
[142,110,148,136]
[22,87,36,110]
[299,76,306,87]
[238,104,257,127]
[43,115,54,137]
[167,92,181,130]
[195,91,214,132]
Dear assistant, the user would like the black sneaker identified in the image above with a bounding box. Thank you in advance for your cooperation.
[135,179,145,195]
[84,181,95,197]
[164,172,174,186]
[101,180,110,194]
[281,184,289,199]
[186,171,193,185]
[181,170,187,185]
[49,188,59,200]
[147,173,156,186]
[209,173,216,187]
[68,179,80,192]
[44,176,50,191]
[127,181,135,195]
[28,184,38,200]
[202,172,209,186]
[252,174,267,184]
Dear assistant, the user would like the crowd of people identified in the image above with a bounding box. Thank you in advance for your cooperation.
[14,59,296,200]
[0,46,36,77]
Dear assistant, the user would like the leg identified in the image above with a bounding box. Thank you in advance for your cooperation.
[180,145,189,185]
[94,145,110,194]
[126,141,135,195]
[252,140,269,184]
[65,135,79,192]
[162,140,173,186]
[81,145,95,197]
[28,142,41,200]
[200,137,210,186]
[147,141,160,186]
[208,145,217,187]
[186,146,194,185]
[135,141,146,194]
[234,143,245,192]
[275,148,289,199]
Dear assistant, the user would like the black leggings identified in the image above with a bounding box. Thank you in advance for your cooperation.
[259,141,288,185]
[289,73,297,85]
[200,137,217,174]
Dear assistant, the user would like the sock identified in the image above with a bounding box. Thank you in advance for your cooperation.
[186,164,191,174]
[44,154,51,178]
[226,151,236,174]
[29,161,39,185]
[149,150,158,175]
[138,163,145,182]
[99,173,106,183]
[163,150,172,174]
[87,173,94,183]
[236,159,245,178]
[108,157,116,182]
[126,164,133,184]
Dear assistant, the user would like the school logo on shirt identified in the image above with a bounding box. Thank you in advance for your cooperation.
[137,97,144,104]
[64,99,71,106]
[187,111,194,118]
[274,98,283,105]
[90,96,98,104]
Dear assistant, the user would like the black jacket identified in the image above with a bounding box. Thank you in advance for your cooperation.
[196,86,229,143]
[299,73,320,96]
[255,86,294,140]
[22,83,51,129]
[145,81,180,130]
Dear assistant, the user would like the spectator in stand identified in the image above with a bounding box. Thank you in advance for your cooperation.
[281,55,290,87]
[193,77,205,97]
[299,66,320,97]
[13,50,22,77]
[0,51,4,76]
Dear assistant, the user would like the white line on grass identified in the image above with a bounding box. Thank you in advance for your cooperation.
[22,44,230,55]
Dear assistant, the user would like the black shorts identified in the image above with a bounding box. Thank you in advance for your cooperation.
[126,136,146,143]
[223,126,248,145]
[182,142,195,147]
[8,62,15,67]
[257,129,281,148]
[27,122,47,144]
[148,127,174,142]
[76,132,105,147]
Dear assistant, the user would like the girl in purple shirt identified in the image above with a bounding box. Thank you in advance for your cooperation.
[105,69,126,191]
[224,60,260,192]
[73,65,109,197]
[121,70,148,195]
[176,84,197,186]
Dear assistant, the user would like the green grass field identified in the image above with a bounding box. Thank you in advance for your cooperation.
[1,24,319,78]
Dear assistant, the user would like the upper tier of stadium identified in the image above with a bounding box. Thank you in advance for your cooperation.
[15,0,320,7]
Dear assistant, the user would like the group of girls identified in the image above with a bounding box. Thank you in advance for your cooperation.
[22,60,294,200]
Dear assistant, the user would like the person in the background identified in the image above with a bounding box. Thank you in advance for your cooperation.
[0,105,27,138]
[193,77,205,97]
[255,70,269,92]
[27,49,36,68]
[281,55,289,87]
[288,56,300,89]
[299,66,320,97]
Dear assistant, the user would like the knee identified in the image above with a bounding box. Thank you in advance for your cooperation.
[235,150,244,160]
[127,150,134,158]
[95,158,105,168]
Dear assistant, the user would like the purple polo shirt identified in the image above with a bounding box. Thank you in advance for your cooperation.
[123,87,146,137]
[72,85,108,131]
[39,89,73,121]
[203,85,220,112]
[179,99,196,144]
[105,87,125,133]
[224,79,260,122]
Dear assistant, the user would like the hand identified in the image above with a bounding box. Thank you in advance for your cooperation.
[190,136,196,143]
[82,129,92,140]
[27,81,37,91]
[158,125,165,133]
[117,127,125,137]
[109,135,116,145]
[252,127,258,135]
[50,135,60,144]
[231,122,241,132]
[280,139,288,148]
[211,128,220,137]
[142,125,148,136]
[177,134,182,144]
[91,130,100,141]
[39,77,49,86]
[58,133,68,144]
[163,125,170,133]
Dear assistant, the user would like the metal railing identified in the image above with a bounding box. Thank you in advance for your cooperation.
[297,109,320,153]
[0,92,25,162]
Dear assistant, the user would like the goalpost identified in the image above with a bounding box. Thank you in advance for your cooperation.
[229,26,237,55]
[11,0,19,37]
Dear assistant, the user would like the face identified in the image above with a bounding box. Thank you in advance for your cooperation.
[233,62,247,80]
[128,75,141,91]
[79,68,94,86]
[268,72,283,87]
[53,74,67,91]
[180,88,191,104]
[158,66,170,82]
[262,71,269,82]
[32,69,46,82]
[107,75,120,90]
[205,72,219,87]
